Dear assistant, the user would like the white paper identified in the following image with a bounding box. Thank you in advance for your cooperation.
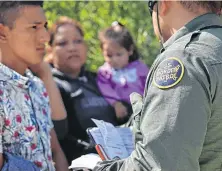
[117,127,134,156]
[88,127,109,160]
[68,153,102,170]
[91,119,133,159]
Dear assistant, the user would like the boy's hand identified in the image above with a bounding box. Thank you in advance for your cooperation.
[114,102,128,119]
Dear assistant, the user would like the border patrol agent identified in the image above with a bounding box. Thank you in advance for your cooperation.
[94,1,222,171]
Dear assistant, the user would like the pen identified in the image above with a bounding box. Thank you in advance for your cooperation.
[95,144,108,161]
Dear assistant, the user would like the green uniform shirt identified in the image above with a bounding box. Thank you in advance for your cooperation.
[94,13,222,171]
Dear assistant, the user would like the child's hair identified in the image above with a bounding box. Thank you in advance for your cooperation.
[49,16,84,46]
[99,21,140,63]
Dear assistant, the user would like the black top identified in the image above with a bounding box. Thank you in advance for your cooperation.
[52,67,118,163]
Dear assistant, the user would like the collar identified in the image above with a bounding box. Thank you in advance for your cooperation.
[162,13,222,51]
[52,68,88,83]
[0,63,34,88]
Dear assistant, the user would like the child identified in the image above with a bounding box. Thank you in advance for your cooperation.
[97,22,149,121]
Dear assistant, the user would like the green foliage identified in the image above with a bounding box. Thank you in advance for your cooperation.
[43,1,160,72]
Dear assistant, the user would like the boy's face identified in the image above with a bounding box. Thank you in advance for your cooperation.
[0,5,49,66]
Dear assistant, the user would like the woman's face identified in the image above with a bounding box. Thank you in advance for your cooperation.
[52,24,87,75]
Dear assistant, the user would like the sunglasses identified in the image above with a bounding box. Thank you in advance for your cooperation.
[111,21,124,27]
[148,1,157,16]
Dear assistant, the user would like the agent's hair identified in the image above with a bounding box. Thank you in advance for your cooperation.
[0,1,43,29]
[49,16,84,46]
[99,22,140,63]
[179,1,222,14]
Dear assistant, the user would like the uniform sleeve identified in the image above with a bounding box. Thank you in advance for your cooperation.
[94,50,213,170]
[97,68,121,105]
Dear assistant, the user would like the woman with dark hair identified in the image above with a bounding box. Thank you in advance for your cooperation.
[46,16,123,164]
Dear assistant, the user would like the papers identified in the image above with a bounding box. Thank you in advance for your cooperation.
[69,119,134,170]
[89,119,134,160]
[68,153,101,170]
[117,127,134,154]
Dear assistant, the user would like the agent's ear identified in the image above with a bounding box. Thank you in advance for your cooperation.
[158,0,171,16]
[0,24,9,43]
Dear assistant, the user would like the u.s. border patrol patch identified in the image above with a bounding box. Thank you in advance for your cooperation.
[153,57,184,89]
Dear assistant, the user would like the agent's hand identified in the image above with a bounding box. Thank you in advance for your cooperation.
[113,101,128,119]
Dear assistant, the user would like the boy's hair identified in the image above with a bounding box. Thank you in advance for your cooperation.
[0,1,43,29]
[99,22,140,63]
[49,16,84,46]
[179,1,222,14]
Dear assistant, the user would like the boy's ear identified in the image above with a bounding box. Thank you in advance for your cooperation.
[0,24,9,43]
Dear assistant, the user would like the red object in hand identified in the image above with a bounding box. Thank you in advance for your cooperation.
[95,144,108,161]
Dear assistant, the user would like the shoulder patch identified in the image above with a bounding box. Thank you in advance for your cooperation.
[153,57,184,89]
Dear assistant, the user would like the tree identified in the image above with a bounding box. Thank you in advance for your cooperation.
[44,1,160,71]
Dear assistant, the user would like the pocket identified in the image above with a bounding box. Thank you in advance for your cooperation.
[132,103,142,131]
[130,93,143,131]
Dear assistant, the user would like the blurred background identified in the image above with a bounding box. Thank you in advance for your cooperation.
[44,1,160,71]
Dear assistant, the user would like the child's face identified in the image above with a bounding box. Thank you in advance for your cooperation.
[102,40,132,69]
[0,6,49,66]
[53,24,87,74]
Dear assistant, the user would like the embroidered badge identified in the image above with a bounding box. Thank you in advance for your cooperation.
[153,57,184,89]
